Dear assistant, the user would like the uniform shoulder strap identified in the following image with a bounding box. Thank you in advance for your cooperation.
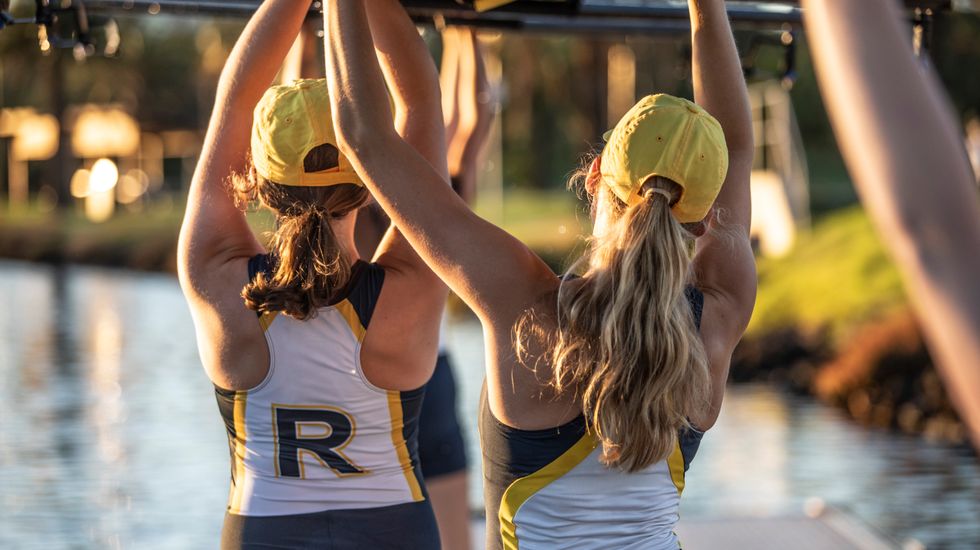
[343,261,386,329]
[247,254,274,283]
[684,286,705,330]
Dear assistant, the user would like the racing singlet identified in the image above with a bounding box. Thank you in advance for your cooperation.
[215,255,438,549]
[479,287,705,550]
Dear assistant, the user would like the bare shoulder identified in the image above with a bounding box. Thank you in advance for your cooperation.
[689,274,756,431]
[358,260,447,391]
[694,232,757,344]
[483,277,582,430]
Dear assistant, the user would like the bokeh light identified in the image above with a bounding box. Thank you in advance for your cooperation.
[89,158,120,194]
[70,169,92,199]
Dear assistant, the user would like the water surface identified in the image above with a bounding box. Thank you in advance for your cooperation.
[0,262,977,549]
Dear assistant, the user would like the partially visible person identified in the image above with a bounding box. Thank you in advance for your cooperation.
[802,0,980,448]
[177,0,448,547]
[441,27,495,206]
[324,1,755,549]
[965,116,980,187]
[353,26,495,550]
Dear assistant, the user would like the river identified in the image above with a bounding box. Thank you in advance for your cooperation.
[0,261,977,549]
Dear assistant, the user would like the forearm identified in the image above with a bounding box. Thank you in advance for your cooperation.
[447,29,495,204]
[324,0,401,157]
[453,31,495,171]
[365,0,448,178]
[688,0,752,230]
[803,0,980,446]
[802,0,978,245]
[441,28,462,145]
[454,104,494,185]
[688,0,751,151]
[215,0,313,113]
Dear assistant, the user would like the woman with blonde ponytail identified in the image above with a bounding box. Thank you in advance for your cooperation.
[178,1,448,547]
[326,0,755,548]
[546,173,713,473]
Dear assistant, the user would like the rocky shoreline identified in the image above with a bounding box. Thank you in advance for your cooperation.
[733,307,969,447]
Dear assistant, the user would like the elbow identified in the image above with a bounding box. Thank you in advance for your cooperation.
[175,236,197,296]
[331,96,398,155]
[332,124,362,160]
[333,115,401,169]
[332,111,376,158]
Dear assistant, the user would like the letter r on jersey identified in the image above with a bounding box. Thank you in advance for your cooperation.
[273,405,366,477]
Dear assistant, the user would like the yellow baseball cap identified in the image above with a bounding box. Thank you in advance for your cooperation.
[599,94,728,223]
[251,78,364,188]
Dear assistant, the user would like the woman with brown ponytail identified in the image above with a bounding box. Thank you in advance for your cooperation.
[326,0,755,547]
[177,0,447,547]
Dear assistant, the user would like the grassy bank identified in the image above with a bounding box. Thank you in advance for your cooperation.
[748,206,907,345]
[0,198,910,330]
[0,202,184,272]
[0,189,586,273]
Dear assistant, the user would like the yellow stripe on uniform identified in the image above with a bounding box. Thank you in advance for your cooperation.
[474,0,518,11]
[229,391,248,514]
[258,311,279,333]
[333,299,366,342]
[499,434,598,550]
[387,391,424,502]
[667,440,686,495]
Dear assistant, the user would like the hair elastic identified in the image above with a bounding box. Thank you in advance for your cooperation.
[647,188,673,202]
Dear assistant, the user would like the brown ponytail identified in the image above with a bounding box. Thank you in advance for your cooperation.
[235,144,370,320]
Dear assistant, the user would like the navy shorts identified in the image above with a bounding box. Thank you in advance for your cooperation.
[221,501,439,549]
[418,353,468,479]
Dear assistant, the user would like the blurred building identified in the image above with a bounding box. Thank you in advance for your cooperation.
[0,108,60,207]
[748,82,810,258]
[1,103,203,221]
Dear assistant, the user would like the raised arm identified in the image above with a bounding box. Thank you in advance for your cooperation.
[356,0,448,273]
[177,0,314,389]
[441,27,463,161]
[689,0,753,231]
[324,0,554,321]
[353,24,495,260]
[686,0,757,429]
[364,0,448,183]
[178,0,312,288]
[802,0,980,447]
[445,27,496,204]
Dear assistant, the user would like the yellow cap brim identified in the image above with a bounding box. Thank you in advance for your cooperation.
[278,169,365,188]
[602,129,613,141]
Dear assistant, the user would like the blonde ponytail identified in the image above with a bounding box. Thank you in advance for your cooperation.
[524,175,711,473]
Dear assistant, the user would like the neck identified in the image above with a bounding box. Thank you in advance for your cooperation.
[330,213,361,263]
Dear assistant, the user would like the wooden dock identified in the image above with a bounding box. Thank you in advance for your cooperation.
[675,510,901,550]
[471,506,905,549]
